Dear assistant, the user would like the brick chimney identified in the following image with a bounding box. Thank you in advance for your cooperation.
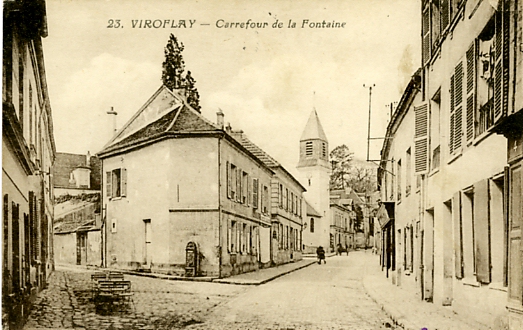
[217,109,224,129]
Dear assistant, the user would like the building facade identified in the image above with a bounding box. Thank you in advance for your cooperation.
[377,1,522,328]
[297,109,331,252]
[98,86,304,278]
[2,1,56,328]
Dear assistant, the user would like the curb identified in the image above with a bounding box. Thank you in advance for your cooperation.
[213,260,317,285]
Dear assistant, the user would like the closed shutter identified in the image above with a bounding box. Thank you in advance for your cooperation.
[226,162,231,199]
[450,75,455,154]
[422,6,431,65]
[253,178,258,209]
[454,61,464,152]
[453,192,463,278]
[236,168,241,202]
[465,41,476,143]
[508,163,522,304]
[414,103,429,173]
[121,168,127,197]
[441,0,450,31]
[106,171,112,198]
[29,191,35,261]
[493,4,509,123]
[247,175,251,206]
[474,179,491,283]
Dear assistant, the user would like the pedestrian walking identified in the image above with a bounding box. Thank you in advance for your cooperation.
[316,246,326,264]
[337,243,342,256]
[345,244,349,256]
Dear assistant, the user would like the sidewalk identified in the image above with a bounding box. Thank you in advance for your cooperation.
[59,257,319,286]
[362,253,492,330]
[214,258,317,285]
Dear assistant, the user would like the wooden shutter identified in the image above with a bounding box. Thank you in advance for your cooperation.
[450,75,455,154]
[441,0,450,31]
[236,168,241,202]
[508,163,522,304]
[121,168,127,197]
[106,171,112,198]
[474,179,491,283]
[414,103,429,173]
[465,41,476,143]
[226,162,231,199]
[253,178,258,209]
[453,192,463,279]
[422,5,431,65]
[247,175,251,206]
[454,61,464,152]
[493,4,509,123]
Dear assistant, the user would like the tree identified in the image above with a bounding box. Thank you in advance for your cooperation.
[329,145,354,189]
[161,34,201,112]
[185,71,201,112]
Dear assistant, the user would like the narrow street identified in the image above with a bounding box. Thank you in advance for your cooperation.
[25,252,397,330]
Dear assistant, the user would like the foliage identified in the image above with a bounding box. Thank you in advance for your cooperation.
[161,34,201,112]
[329,144,354,189]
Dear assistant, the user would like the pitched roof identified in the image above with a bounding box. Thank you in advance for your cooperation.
[300,109,328,142]
[231,132,306,191]
[53,153,89,188]
[305,200,322,217]
[98,86,220,157]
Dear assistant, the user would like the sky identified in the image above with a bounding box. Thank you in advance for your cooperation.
[42,0,421,176]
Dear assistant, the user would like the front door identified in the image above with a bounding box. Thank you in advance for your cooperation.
[76,232,87,265]
[144,220,151,267]
[508,161,523,312]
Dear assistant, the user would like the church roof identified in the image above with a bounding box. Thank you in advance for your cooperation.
[305,200,322,217]
[300,109,328,142]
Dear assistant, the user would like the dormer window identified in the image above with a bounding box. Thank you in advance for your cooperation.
[305,141,313,156]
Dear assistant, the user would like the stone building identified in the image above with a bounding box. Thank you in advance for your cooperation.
[98,86,305,277]
[377,1,522,328]
[297,109,332,253]
[2,0,56,328]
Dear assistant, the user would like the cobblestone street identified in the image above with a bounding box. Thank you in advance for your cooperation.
[24,266,246,330]
[25,253,398,330]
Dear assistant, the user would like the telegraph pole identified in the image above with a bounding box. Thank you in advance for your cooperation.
[364,84,375,162]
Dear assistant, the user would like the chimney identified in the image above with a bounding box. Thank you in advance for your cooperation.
[107,107,118,135]
[86,151,91,166]
[225,122,232,134]
[216,109,224,129]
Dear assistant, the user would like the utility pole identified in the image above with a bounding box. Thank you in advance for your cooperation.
[364,84,375,162]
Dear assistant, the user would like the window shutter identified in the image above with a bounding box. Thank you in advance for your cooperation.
[106,171,112,198]
[247,175,251,206]
[226,162,231,199]
[414,103,429,174]
[121,168,127,197]
[441,0,450,31]
[474,179,491,283]
[453,192,463,279]
[450,75,455,154]
[422,6,431,65]
[253,178,258,209]
[237,168,242,202]
[493,5,509,123]
[454,61,464,152]
[465,41,476,143]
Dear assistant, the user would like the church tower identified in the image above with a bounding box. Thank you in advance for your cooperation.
[297,109,331,249]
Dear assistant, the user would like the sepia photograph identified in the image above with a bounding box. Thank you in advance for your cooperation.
[2,0,523,329]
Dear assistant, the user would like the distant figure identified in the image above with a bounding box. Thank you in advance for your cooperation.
[336,243,342,256]
[345,244,349,256]
[316,246,326,264]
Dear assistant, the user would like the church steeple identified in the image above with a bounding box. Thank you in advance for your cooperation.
[297,109,330,169]
[300,108,328,142]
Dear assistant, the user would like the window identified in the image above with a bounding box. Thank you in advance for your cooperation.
[279,184,283,208]
[252,178,259,209]
[284,188,288,211]
[263,185,269,214]
[322,142,327,158]
[431,89,441,170]
[305,141,313,156]
[450,60,464,155]
[106,168,127,199]
[242,171,248,204]
[406,148,412,195]
[397,160,402,202]
[310,218,315,233]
